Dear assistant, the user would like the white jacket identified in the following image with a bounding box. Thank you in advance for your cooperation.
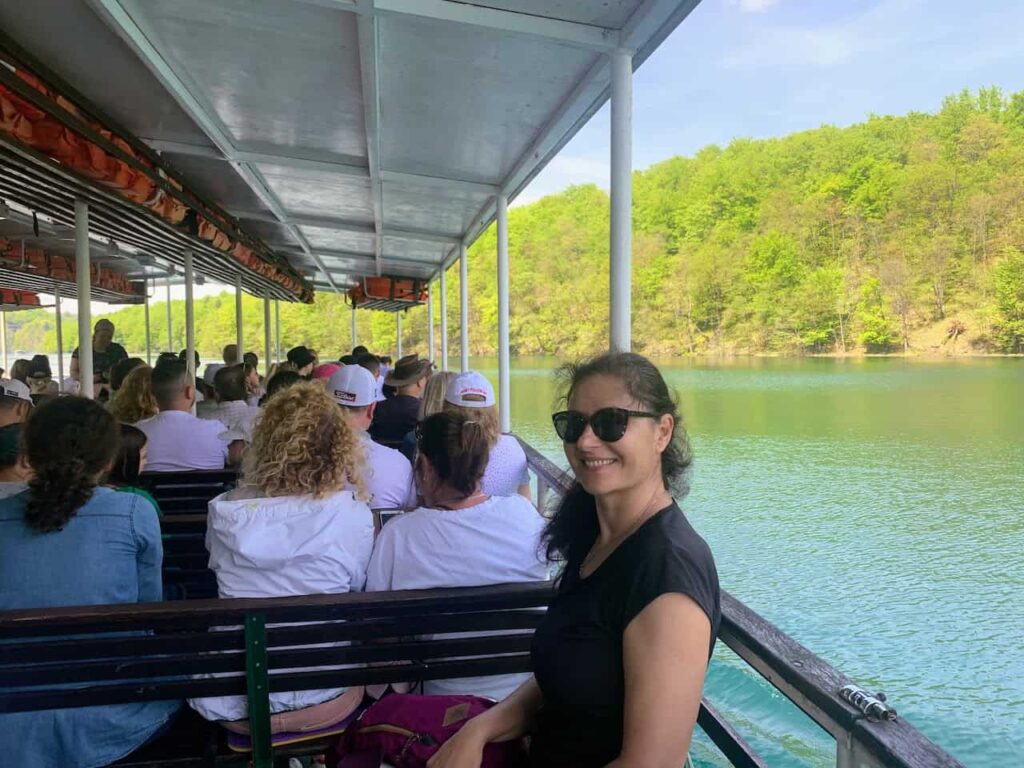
[189,488,375,723]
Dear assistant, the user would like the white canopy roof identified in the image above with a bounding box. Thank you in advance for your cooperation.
[0,0,700,297]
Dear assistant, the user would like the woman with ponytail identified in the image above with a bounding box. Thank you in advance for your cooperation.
[0,396,179,768]
[365,411,548,701]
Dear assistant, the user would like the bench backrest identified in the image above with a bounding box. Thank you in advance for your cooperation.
[0,582,551,715]
[139,469,239,515]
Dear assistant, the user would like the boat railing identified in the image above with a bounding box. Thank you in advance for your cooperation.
[519,439,963,768]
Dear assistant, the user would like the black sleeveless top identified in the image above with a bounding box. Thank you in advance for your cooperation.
[529,502,720,767]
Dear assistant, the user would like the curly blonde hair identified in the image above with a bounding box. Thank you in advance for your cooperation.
[109,365,158,423]
[442,401,500,447]
[243,381,367,500]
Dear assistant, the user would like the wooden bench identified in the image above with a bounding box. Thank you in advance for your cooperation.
[0,582,552,768]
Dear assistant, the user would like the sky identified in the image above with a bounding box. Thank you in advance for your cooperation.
[519,0,1024,203]
[39,0,1024,314]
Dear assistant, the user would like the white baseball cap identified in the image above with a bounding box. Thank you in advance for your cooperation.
[0,378,32,405]
[329,365,377,407]
[445,371,495,408]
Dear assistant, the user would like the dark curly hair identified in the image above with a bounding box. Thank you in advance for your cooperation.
[542,352,693,565]
[24,397,120,533]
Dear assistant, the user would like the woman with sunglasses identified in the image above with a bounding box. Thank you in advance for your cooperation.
[429,352,720,768]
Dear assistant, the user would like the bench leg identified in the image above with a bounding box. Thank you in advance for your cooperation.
[245,613,273,768]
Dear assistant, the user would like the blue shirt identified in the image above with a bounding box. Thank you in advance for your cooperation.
[0,487,181,768]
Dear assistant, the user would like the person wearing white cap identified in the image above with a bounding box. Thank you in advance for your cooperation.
[328,365,416,510]
[442,371,531,501]
[0,379,33,428]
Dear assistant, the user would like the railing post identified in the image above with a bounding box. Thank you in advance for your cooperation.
[54,285,64,392]
[235,274,244,359]
[75,199,93,399]
[0,310,6,376]
[440,267,448,371]
[460,241,469,372]
[183,249,195,412]
[143,278,151,366]
[609,48,632,353]
[496,193,511,433]
[275,299,281,364]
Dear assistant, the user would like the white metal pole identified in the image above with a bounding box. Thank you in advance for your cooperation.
[0,311,7,376]
[263,291,271,379]
[350,304,357,350]
[234,274,244,360]
[143,278,151,365]
[459,242,469,372]
[440,268,448,371]
[396,312,403,358]
[426,286,435,364]
[610,49,633,352]
[274,299,281,363]
[184,249,195,409]
[166,278,173,351]
[75,199,94,399]
[496,193,511,433]
[54,285,64,393]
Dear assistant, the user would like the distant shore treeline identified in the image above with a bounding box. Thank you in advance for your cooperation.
[6,87,1024,358]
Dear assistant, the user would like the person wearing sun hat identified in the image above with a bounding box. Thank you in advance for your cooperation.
[328,365,415,511]
[369,353,432,447]
[286,345,317,377]
[442,371,531,501]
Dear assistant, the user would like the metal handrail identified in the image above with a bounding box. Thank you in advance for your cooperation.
[519,439,963,768]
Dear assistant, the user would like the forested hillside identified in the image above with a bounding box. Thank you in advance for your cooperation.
[7,88,1024,358]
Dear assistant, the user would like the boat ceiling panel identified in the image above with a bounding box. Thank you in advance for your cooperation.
[121,0,368,162]
[159,153,270,218]
[258,164,375,223]
[301,227,375,255]
[470,0,644,27]
[383,184,488,239]
[382,238,447,264]
[378,14,595,183]
[237,219,300,250]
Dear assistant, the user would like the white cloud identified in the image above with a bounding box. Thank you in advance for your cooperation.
[733,0,780,12]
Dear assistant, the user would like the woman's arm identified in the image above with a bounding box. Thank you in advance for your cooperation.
[607,592,711,768]
[516,483,532,502]
[427,676,543,768]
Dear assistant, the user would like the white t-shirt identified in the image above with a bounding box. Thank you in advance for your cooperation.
[365,495,548,700]
[135,410,229,472]
[480,434,530,497]
[201,400,260,443]
[361,433,416,509]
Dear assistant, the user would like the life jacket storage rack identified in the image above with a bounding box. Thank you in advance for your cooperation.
[348,276,428,312]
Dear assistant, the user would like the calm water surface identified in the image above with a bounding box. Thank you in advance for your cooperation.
[469,356,1022,767]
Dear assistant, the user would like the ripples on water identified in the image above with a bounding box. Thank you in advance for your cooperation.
[493,357,1024,767]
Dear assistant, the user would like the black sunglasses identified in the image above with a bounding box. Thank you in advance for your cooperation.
[552,408,659,443]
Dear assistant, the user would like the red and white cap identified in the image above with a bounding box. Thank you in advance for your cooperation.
[445,371,495,408]
[328,365,377,407]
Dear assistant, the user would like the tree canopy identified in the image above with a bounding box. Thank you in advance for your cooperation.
[7,87,1024,359]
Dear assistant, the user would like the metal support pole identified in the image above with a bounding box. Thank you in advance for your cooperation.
[0,311,7,376]
[396,311,403,358]
[460,242,469,372]
[75,199,94,399]
[263,291,271,379]
[609,48,633,352]
[143,278,151,365]
[426,286,435,364]
[54,285,64,393]
[184,249,195,410]
[235,274,244,360]
[350,304,357,350]
[166,278,173,351]
[496,193,511,433]
[440,268,448,371]
[274,299,281,363]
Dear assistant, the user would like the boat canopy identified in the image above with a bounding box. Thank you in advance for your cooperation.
[0,0,699,298]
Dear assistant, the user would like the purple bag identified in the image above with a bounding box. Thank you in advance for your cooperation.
[332,693,528,768]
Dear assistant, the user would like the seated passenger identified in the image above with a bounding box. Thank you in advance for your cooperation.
[26,355,58,396]
[399,370,456,461]
[109,356,146,397]
[365,411,548,701]
[369,353,431,446]
[0,397,178,768]
[200,365,260,443]
[243,360,262,406]
[356,353,386,402]
[260,368,302,405]
[328,365,415,510]
[0,378,33,427]
[0,422,31,498]
[136,360,237,471]
[107,423,161,516]
[444,371,531,500]
[286,345,316,377]
[203,343,239,388]
[190,382,374,734]
[109,364,158,424]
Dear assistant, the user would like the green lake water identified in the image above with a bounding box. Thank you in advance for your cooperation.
[463,356,1022,767]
